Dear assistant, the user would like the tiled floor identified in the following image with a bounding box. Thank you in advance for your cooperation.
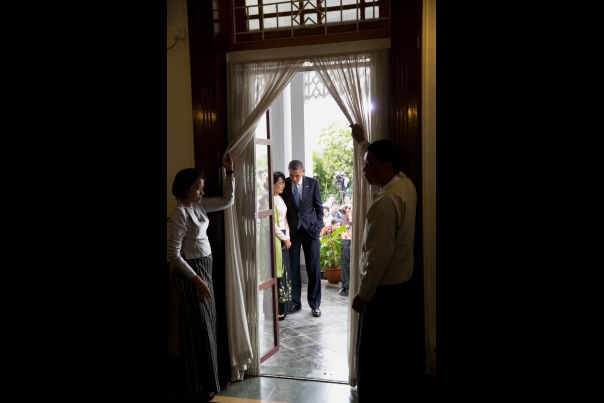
[260,280,350,383]
[214,279,353,403]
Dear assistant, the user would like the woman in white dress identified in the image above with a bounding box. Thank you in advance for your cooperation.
[273,171,293,320]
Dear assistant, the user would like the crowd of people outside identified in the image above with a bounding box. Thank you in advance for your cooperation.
[320,192,353,238]
[319,190,353,297]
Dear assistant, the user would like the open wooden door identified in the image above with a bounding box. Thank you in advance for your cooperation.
[255,109,280,363]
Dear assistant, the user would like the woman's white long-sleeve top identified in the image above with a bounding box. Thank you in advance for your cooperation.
[167,177,234,280]
[274,195,290,241]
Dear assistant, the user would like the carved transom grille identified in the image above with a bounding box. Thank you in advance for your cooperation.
[232,0,390,44]
[305,71,329,100]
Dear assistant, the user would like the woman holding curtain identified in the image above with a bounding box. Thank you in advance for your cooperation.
[167,153,234,402]
[273,171,293,320]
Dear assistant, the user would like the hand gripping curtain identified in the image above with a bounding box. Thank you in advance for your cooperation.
[309,49,390,387]
[223,58,304,379]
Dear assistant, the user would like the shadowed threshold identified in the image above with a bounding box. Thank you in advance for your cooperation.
[212,397,287,403]
[214,375,354,403]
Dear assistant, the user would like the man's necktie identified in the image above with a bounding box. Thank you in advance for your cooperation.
[293,184,300,209]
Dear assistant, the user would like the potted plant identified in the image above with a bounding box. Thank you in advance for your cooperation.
[320,225,347,284]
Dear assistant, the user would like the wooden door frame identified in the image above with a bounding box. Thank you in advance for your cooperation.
[185,0,425,382]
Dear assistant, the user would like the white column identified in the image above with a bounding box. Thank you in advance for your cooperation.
[289,72,307,172]
[269,81,293,174]
[282,83,292,169]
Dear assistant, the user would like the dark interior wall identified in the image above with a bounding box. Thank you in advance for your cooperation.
[184,0,425,382]
[390,0,426,378]
[186,0,232,388]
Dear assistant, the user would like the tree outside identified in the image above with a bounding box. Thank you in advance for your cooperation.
[313,122,353,204]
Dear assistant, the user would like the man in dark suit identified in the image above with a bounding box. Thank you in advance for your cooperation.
[282,159,324,317]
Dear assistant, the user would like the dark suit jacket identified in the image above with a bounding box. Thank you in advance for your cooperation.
[282,176,324,240]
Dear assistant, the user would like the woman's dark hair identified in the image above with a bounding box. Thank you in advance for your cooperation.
[172,168,205,199]
[273,171,286,184]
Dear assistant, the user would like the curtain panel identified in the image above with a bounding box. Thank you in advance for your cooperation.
[310,49,390,386]
[224,58,305,379]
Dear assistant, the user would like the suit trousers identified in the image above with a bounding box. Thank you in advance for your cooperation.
[288,226,322,310]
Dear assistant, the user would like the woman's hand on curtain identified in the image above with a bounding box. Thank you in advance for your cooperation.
[222,152,234,171]
[350,123,365,144]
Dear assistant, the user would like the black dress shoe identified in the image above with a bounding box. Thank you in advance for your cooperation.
[339,287,348,296]
[292,305,301,311]
[312,308,321,317]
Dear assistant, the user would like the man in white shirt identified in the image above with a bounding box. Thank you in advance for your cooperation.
[322,206,332,227]
[349,123,418,402]
[330,201,344,225]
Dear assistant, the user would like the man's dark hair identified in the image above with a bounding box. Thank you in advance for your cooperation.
[330,218,339,225]
[172,168,205,199]
[288,160,304,170]
[367,140,403,174]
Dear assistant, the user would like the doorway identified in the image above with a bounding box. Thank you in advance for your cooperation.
[258,71,352,382]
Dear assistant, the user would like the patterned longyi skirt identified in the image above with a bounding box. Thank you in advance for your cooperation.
[172,254,220,396]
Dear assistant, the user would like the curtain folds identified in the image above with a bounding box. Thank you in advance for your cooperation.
[309,49,390,386]
[224,59,304,379]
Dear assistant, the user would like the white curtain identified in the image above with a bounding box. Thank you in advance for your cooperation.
[224,58,304,379]
[309,49,390,386]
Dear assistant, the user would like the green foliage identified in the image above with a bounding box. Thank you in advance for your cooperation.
[319,225,346,269]
[315,122,354,204]
[312,150,333,197]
